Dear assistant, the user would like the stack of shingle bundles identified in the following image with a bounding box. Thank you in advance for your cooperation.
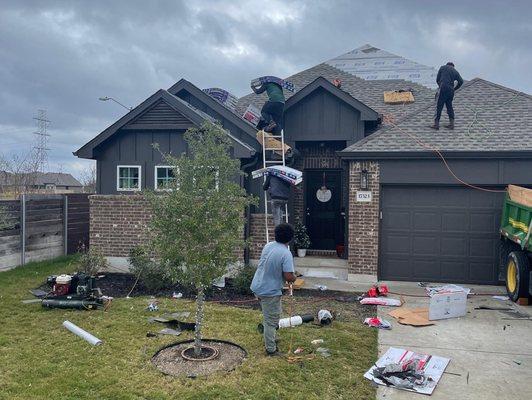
[251,166,303,185]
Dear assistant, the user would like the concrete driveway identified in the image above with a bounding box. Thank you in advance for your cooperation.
[303,277,532,399]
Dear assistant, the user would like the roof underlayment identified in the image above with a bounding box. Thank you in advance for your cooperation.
[326,44,438,89]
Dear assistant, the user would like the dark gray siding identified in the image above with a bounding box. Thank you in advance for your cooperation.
[95,129,188,194]
[284,88,363,145]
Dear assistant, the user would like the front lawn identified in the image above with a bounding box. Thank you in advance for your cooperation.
[0,257,377,400]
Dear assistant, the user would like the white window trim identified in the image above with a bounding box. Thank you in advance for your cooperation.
[116,165,142,192]
[154,165,178,191]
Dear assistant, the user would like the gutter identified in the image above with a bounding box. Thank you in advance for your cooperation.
[337,150,532,160]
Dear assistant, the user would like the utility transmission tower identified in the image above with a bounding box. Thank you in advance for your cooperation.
[32,109,51,173]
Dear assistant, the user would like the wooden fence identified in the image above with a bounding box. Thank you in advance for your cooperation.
[0,194,90,271]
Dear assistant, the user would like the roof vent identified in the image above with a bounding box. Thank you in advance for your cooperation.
[361,46,379,53]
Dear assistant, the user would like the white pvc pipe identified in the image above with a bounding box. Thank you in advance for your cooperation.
[278,316,303,329]
[63,320,103,346]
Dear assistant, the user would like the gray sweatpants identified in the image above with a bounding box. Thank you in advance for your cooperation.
[258,295,281,353]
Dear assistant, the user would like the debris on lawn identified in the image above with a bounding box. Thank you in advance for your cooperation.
[311,339,324,345]
[426,284,471,297]
[172,292,183,299]
[429,291,467,320]
[388,308,434,327]
[314,284,327,291]
[158,328,182,336]
[364,284,389,298]
[29,289,48,298]
[315,347,331,357]
[360,297,402,306]
[492,295,510,301]
[317,309,333,325]
[148,312,195,331]
[147,300,159,311]
[278,314,314,328]
[62,320,103,346]
[293,347,304,354]
[364,347,450,395]
[364,317,392,330]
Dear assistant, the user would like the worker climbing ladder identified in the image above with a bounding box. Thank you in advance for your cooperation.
[259,129,290,242]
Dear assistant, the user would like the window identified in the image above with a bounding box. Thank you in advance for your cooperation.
[155,166,177,191]
[117,166,141,191]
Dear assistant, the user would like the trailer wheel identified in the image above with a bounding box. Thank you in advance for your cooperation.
[506,251,530,302]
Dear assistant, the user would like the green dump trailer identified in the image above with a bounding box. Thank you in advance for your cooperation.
[500,187,532,301]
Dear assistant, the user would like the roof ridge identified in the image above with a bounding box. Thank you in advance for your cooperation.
[466,77,532,99]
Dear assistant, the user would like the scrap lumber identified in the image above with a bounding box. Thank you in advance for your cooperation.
[383,91,414,104]
[508,185,532,208]
[256,130,291,156]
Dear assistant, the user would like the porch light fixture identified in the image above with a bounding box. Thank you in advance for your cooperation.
[360,169,369,190]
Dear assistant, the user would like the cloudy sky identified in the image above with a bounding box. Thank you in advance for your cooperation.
[1,0,531,179]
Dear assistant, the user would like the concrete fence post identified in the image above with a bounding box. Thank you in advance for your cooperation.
[20,193,26,266]
[63,195,68,256]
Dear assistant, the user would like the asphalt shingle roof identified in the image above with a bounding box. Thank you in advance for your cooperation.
[0,172,82,187]
[342,78,532,154]
[236,63,436,121]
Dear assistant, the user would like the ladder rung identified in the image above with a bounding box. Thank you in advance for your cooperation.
[264,135,283,139]
[265,161,285,164]
[264,147,285,151]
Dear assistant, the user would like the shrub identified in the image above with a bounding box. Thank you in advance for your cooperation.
[78,245,108,276]
[231,264,256,295]
[294,220,311,249]
[128,246,169,292]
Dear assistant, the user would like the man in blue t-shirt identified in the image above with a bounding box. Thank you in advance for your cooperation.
[251,223,296,356]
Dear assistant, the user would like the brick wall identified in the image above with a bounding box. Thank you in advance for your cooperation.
[90,195,152,257]
[348,161,380,275]
[248,213,274,259]
[90,195,244,261]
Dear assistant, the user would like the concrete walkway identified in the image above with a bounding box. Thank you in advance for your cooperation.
[302,277,532,399]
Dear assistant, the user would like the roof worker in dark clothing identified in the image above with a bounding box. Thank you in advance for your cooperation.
[251,77,285,134]
[263,174,291,226]
[430,62,464,130]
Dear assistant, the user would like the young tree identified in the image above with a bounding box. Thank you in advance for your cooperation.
[148,122,256,357]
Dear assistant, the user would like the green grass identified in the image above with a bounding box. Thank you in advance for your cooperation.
[0,257,377,400]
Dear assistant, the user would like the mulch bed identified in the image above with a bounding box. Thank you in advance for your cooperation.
[152,339,247,378]
[37,272,376,320]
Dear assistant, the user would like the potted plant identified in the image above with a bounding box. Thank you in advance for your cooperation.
[294,221,311,257]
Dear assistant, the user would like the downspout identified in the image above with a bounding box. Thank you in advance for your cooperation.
[241,153,260,265]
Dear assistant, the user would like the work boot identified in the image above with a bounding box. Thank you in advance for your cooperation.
[429,120,439,130]
[445,119,455,130]
[263,121,277,133]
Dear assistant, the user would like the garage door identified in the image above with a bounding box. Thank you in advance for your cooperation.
[380,186,505,284]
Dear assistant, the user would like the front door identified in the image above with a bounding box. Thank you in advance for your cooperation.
[305,170,343,250]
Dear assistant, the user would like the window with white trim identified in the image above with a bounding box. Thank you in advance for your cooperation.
[155,166,178,191]
[117,166,141,191]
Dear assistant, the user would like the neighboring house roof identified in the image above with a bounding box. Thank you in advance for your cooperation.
[326,44,438,89]
[75,89,255,159]
[236,63,436,123]
[284,76,380,121]
[341,78,532,158]
[0,172,82,187]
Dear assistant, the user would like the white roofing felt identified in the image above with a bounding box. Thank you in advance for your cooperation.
[326,44,438,89]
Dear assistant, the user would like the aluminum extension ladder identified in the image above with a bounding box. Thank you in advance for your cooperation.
[260,129,289,242]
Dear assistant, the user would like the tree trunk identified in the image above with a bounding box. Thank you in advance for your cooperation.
[193,285,205,357]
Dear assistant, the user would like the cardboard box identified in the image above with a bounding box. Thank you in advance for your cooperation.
[429,291,467,320]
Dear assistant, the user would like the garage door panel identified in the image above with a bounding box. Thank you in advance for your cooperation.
[441,237,466,256]
[469,261,496,283]
[380,186,504,284]
[381,258,412,279]
[442,212,468,232]
[412,259,440,279]
[384,234,410,254]
[469,212,497,233]
[440,260,468,281]
[413,236,438,255]
[383,210,410,229]
[413,212,440,230]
